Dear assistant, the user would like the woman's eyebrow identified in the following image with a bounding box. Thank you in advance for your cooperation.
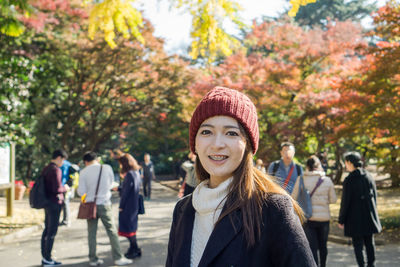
[224,125,240,130]
[199,123,214,128]
[199,124,239,129]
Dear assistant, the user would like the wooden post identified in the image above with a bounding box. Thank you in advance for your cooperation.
[6,143,15,217]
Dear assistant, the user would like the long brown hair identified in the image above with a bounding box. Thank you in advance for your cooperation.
[119,153,141,174]
[195,129,304,247]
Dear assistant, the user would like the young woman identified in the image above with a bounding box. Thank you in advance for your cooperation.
[338,152,381,267]
[118,154,142,259]
[166,87,315,267]
[303,155,337,267]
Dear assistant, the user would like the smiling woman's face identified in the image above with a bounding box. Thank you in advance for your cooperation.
[195,116,247,188]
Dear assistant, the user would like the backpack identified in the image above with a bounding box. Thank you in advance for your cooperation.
[271,160,301,177]
[29,174,49,209]
[271,161,312,218]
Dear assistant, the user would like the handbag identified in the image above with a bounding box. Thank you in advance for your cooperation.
[297,176,313,220]
[77,165,103,219]
[138,194,145,215]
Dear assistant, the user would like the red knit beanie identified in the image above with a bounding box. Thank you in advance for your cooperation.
[189,86,259,154]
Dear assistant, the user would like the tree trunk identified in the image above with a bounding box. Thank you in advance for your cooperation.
[333,143,344,185]
[390,146,400,187]
[23,160,33,186]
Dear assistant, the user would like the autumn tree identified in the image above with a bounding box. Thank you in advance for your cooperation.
[1,0,319,64]
[0,34,36,144]
[186,18,365,177]
[288,0,376,27]
[339,1,400,186]
[1,0,195,180]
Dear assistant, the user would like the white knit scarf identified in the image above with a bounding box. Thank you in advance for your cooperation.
[190,177,233,267]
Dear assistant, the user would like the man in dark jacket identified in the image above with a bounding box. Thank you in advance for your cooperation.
[140,153,155,200]
[41,149,68,267]
[339,151,381,267]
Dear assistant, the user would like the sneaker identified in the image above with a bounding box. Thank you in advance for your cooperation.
[125,248,142,259]
[89,259,104,266]
[42,258,62,266]
[59,221,71,227]
[114,257,132,266]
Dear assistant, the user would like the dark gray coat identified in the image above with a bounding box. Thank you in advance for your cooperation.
[339,169,382,237]
[166,193,316,267]
[119,170,141,234]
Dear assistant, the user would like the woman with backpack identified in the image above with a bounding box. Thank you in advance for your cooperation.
[303,155,337,267]
[166,86,315,267]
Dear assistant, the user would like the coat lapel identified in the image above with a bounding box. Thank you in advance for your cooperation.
[174,195,195,267]
[198,208,243,267]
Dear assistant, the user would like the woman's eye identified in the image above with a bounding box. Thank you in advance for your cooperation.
[200,129,212,135]
[227,131,239,136]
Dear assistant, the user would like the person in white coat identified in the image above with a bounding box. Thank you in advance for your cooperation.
[303,155,337,267]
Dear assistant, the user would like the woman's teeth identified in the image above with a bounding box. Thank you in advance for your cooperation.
[209,155,228,161]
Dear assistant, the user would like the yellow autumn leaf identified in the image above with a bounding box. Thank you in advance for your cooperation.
[0,21,25,37]
[88,0,144,49]
[288,0,317,17]
[186,0,243,63]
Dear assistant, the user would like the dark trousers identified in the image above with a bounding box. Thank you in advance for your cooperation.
[127,235,139,253]
[143,178,151,198]
[352,234,376,267]
[41,202,62,260]
[304,220,330,267]
[61,192,71,224]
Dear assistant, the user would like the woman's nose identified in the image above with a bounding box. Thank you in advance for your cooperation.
[212,133,226,148]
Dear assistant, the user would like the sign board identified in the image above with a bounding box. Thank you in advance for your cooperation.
[0,143,11,185]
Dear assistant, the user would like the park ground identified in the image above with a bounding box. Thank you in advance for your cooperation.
[0,181,399,267]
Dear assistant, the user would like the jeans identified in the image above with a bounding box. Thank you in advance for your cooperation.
[61,191,71,224]
[143,178,151,198]
[87,204,123,261]
[41,202,62,260]
[304,220,330,267]
[352,234,376,267]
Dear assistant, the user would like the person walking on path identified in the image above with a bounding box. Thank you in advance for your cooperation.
[267,142,304,200]
[118,153,142,259]
[59,159,72,227]
[317,151,329,173]
[78,151,132,266]
[41,149,68,267]
[338,151,381,267]
[166,86,315,267]
[180,152,198,196]
[303,155,337,267]
[140,153,155,200]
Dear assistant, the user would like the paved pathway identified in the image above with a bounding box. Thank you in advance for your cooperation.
[0,182,177,267]
[0,182,399,267]
[326,242,399,266]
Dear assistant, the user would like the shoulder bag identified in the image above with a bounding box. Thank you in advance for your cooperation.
[77,165,103,219]
[297,176,313,219]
